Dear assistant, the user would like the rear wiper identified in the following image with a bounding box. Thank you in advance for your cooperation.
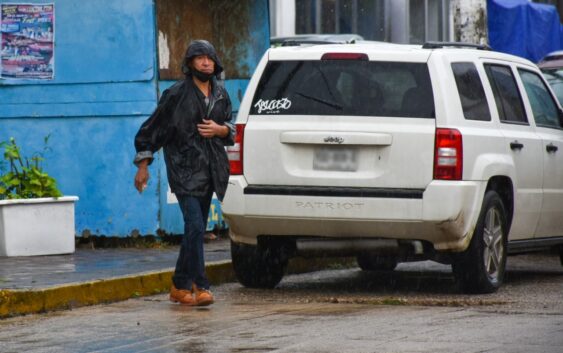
[315,66,340,103]
[295,92,343,110]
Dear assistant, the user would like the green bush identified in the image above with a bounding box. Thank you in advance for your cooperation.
[0,136,62,200]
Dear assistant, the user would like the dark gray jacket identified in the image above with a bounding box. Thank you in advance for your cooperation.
[133,76,234,200]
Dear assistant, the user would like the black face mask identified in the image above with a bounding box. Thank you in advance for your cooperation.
[192,68,214,82]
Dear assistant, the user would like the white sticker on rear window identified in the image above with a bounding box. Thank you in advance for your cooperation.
[253,98,292,114]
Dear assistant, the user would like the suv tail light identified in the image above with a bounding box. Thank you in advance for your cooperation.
[321,53,368,61]
[434,128,463,180]
[227,124,245,175]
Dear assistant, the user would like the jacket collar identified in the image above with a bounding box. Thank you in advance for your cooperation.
[186,74,224,100]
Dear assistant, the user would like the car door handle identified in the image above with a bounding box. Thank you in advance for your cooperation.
[546,143,558,153]
[510,141,524,151]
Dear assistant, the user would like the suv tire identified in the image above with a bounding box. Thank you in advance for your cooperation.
[452,190,508,294]
[231,240,287,289]
[356,253,398,271]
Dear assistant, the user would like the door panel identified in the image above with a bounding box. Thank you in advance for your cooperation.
[500,124,543,239]
[484,63,543,240]
[517,68,563,237]
[535,128,563,237]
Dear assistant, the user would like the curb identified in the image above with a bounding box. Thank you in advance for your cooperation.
[0,257,354,319]
[0,260,234,319]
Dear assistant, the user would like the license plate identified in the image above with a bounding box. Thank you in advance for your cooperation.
[313,147,358,172]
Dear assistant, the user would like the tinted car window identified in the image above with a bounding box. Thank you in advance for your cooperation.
[251,60,434,118]
[541,68,563,105]
[451,62,491,121]
[518,69,561,129]
[484,64,528,124]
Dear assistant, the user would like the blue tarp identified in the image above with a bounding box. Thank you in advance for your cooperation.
[488,0,562,63]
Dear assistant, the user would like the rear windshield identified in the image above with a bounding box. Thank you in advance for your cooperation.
[250,60,435,118]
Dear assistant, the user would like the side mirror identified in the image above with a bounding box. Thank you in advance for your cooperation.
[559,107,563,127]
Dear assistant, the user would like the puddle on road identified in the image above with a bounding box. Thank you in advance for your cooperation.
[267,302,369,317]
[318,296,509,307]
[230,348,277,352]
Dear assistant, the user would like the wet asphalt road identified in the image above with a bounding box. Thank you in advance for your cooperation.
[0,252,562,353]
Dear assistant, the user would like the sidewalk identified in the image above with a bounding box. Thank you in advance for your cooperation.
[0,237,234,318]
[0,237,231,290]
[0,237,353,318]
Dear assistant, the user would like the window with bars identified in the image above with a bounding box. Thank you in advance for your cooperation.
[409,0,449,44]
[295,0,386,41]
[294,0,449,44]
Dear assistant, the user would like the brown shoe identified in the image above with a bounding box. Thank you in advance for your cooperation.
[192,284,214,306]
[169,285,196,305]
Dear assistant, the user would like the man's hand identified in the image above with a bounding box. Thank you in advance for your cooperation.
[197,119,229,138]
[134,160,149,193]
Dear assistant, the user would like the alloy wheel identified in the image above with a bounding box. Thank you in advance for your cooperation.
[483,207,504,282]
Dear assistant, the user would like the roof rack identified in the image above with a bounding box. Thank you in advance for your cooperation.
[422,41,490,50]
[279,40,344,47]
[271,34,363,47]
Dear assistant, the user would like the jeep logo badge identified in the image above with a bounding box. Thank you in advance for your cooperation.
[323,136,344,144]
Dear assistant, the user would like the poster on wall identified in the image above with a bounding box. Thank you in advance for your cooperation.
[0,3,54,80]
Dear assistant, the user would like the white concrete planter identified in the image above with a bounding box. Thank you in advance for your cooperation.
[0,196,78,257]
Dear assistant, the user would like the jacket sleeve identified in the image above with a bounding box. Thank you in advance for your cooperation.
[133,89,176,166]
[220,90,235,147]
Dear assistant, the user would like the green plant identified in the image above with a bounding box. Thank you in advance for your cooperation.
[0,136,62,200]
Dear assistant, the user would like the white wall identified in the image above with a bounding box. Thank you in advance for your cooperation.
[270,0,296,37]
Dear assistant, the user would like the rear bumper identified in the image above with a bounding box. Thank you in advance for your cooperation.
[222,176,486,251]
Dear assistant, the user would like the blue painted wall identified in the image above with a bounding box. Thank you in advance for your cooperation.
[1,0,158,236]
[0,0,269,237]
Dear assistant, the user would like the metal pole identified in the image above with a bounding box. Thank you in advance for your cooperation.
[316,0,322,33]
[352,0,358,34]
[335,0,340,33]
[425,0,429,42]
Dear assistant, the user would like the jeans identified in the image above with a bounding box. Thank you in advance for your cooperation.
[172,193,212,290]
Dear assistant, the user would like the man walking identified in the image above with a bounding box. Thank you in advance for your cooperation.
[133,40,234,306]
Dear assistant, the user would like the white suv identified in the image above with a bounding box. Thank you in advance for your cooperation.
[222,41,563,294]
